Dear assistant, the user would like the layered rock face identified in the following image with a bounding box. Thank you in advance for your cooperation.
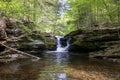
[0,17,56,62]
[65,28,120,62]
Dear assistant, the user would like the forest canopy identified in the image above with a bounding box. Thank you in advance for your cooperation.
[63,0,120,33]
[0,0,120,35]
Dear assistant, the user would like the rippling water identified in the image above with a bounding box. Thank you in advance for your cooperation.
[0,51,120,80]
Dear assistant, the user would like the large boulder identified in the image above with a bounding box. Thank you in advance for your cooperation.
[44,33,56,50]
[18,31,57,51]
[20,40,46,51]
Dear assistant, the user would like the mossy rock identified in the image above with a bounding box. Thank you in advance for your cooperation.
[19,40,46,51]
[67,27,120,52]
[44,37,56,50]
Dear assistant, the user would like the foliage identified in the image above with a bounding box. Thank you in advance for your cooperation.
[0,0,59,34]
[19,23,32,34]
[0,0,120,35]
[64,0,120,32]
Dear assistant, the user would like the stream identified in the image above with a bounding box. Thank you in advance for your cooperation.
[0,0,120,80]
[0,52,120,80]
[0,36,120,80]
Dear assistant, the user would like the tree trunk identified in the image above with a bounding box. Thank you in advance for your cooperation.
[118,0,120,24]
[102,0,113,23]
[77,6,80,30]
[33,0,37,22]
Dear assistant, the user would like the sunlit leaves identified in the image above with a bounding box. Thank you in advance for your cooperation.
[0,0,59,34]
[64,0,120,32]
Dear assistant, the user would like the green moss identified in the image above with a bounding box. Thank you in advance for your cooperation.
[19,23,33,35]
[28,36,35,41]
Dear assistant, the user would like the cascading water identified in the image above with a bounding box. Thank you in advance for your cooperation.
[56,36,70,52]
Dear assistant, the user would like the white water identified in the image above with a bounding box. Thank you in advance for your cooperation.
[56,36,70,52]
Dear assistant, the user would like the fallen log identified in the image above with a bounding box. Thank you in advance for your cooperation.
[0,43,40,60]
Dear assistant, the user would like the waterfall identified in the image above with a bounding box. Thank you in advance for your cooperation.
[58,0,70,15]
[56,36,70,52]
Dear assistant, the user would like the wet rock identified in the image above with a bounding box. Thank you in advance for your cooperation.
[44,36,56,50]
[60,38,68,47]
[20,40,46,51]
[30,32,56,50]
[89,43,120,62]
[68,41,104,52]
[66,27,120,62]
[66,28,120,52]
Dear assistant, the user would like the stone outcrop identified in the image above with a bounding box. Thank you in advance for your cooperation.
[65,27,120,62]
[0,17,56,62]
[20,40,46,51]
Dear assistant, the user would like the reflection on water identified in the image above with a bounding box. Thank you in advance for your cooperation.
[0,52,120,80]
[56,52,69,64]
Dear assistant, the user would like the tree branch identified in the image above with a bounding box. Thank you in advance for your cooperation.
[0,43,40,60]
